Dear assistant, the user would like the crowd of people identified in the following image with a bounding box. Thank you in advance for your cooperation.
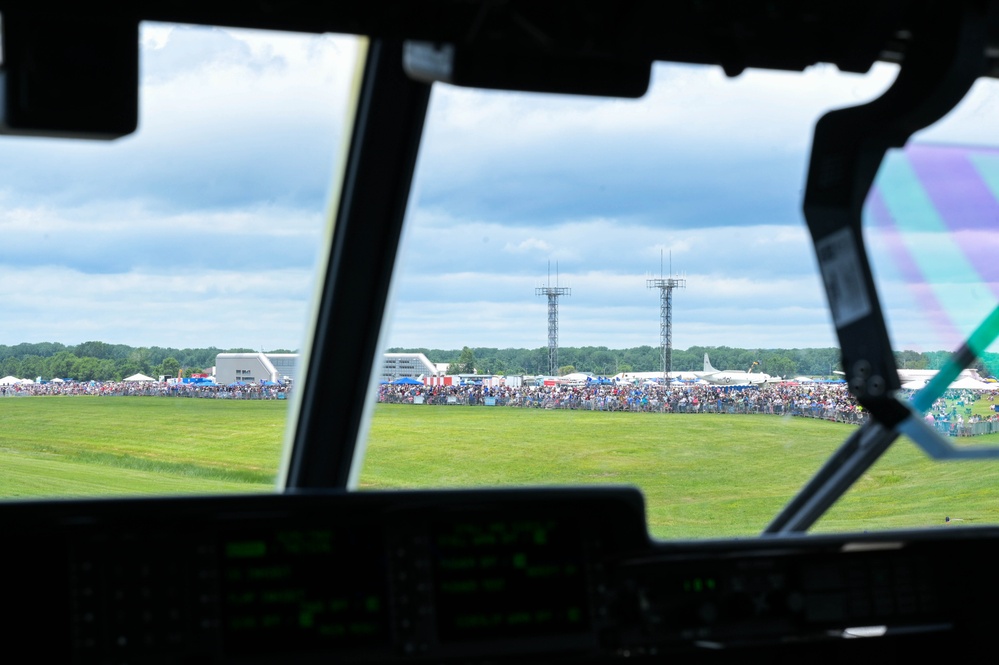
[0,380,289,400]
[923,392,999,436]
[378,380,999,433]
[378,381,869,423]
[5,375,997,436]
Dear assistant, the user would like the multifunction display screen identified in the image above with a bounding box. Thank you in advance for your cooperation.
[220,524,388,654]
[432,515,590,642]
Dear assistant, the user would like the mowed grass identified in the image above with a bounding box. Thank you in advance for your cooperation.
[362,404,999,539]
[5,398,999,540]
[0,397,284,496]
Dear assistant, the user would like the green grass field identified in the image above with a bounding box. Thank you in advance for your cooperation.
[0,397,284,496]
[362,404,999,537]
[3,397,999,539]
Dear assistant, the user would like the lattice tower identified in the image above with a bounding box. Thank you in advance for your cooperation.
[647,276,685,380]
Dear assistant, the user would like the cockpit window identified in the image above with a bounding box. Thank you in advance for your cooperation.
[363,62,999,539]
[362,63,880,534]
[0,24,359,497]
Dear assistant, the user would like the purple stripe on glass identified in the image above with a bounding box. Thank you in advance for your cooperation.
[907,143,999,287]
[867,186,962,347]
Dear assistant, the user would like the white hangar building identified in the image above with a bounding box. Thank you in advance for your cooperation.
[380,353,436,382]
[215,352,438,385]
[215,353,299,385]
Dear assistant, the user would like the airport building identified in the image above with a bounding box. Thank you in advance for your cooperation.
[380,353,437,382]
[215,353,299,385]
[215,352,440,385]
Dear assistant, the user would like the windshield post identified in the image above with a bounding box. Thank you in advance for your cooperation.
[282,39,432,491]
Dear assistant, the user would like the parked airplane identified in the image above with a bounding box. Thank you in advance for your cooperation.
[697,353,780,386]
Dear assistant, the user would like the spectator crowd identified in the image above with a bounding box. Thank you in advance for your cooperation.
[6,375,999,437]
[0,380,288,400]
[379,380,999,433]
[379,381,868,423]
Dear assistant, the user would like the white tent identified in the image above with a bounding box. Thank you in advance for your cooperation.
[0,375,22,385]
[905,376,999,391]
[123,373,155,382]
[561,372,592,383]
[948,377,999,391]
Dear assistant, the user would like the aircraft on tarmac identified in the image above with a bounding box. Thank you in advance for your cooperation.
[696,353,781,386]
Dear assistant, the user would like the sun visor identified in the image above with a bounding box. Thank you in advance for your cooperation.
[403,40,650,98]
[0,13,138,139]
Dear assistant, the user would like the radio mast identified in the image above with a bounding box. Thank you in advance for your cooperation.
[535,261,571,376]
[647,251,685,381]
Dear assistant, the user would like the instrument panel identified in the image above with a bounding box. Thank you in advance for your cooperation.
[0,487,993,663]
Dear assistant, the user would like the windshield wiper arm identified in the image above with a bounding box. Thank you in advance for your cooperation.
[766,304,999,534]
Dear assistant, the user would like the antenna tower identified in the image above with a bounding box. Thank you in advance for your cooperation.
[647,251,685,381]
[535,262,570,376]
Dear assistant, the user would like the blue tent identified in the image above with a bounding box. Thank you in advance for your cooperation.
[392,377,422,385]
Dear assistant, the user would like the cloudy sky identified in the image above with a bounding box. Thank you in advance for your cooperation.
[0,23,997,355]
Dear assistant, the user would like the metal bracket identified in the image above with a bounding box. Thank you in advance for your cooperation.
[766,5,993,534]
[803,5,987,428]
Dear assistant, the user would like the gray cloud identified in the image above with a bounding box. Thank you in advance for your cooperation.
[141,24,287,83]
[2,26,994,356]
[0,202,325,275]
[0,26,353,214]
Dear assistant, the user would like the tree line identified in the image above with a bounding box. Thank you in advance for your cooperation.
[1,340,993,383]
[390,345,999,379]
[0,342,294,382]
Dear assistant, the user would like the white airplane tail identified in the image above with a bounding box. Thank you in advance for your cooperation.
[703,353,718,373]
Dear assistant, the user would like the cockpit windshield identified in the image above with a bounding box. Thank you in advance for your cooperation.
[3,14,999,543]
